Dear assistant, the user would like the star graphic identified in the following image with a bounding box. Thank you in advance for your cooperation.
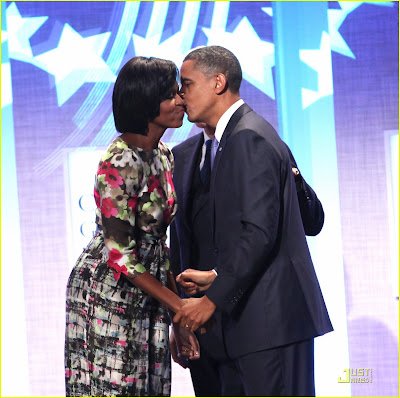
[261,7,273,17]
[203,17,275,99]
[299,31,333,108]
[328,1,393,58]
[6,2,48,64]
[34,24,115,106]
[132,1,200,68]
[133,31,188,69]
[327,2,363,58]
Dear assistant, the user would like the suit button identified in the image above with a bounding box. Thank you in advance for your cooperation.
[214,248,219,254]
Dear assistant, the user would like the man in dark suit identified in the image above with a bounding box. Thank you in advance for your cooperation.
[170,122,325,396]
[173,45,333,397]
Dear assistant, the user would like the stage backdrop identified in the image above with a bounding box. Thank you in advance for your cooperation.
[1,1,398,397]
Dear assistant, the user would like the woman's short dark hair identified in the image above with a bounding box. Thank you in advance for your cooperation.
[184,46,242,94]
[112,57,178,135]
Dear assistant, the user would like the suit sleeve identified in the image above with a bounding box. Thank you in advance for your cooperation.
[206,130,282,312]
[286,145,324,236]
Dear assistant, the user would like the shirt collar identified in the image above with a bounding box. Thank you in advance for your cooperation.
[214,99,244,144]
[202,130,211,144]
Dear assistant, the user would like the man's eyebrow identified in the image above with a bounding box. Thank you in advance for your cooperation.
[181,77,192,83]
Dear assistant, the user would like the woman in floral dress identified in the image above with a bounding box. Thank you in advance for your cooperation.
[65,57,199,397]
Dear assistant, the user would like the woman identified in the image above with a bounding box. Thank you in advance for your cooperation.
[65,57,198,397]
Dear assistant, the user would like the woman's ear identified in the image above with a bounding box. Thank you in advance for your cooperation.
[214,73,228,94]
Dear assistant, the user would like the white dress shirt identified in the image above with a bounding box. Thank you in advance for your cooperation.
[212,99,244,168]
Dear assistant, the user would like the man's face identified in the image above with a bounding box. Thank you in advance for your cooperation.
[180,60,216,124]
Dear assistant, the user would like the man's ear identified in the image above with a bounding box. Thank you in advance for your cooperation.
[215,73,228,94]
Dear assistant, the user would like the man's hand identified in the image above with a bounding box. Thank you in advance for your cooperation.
[173,296,216,332]
[176,269,216,296]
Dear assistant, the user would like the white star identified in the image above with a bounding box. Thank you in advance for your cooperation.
[203,17,276,99]
[327,2,363,58]
[132,1,200,68]
[6,2,48,63]
[261,7,273,17]
[299,31,333,108]
[34,24,115,106]
[328,1,394,58]
[133,32,187,68]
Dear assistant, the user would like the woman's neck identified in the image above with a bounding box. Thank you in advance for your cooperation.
[120,129,162,150]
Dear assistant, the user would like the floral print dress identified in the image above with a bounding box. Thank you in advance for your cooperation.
[65,137,178,397]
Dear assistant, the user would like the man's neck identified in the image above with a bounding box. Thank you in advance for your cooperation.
[204,125,215,139]
[207,94,241,128]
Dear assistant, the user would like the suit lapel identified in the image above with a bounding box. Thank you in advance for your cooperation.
[209,103,253,241]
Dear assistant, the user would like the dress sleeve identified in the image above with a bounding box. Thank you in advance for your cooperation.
[95,145,146,281]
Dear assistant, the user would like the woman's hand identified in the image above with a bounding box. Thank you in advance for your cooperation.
[170,324,200,368]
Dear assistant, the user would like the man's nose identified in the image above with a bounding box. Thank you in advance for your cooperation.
[176,92,184,105]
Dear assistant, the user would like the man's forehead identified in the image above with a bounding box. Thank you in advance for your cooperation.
[180,60,203,79]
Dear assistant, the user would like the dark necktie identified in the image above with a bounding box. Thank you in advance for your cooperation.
[200,139,212,184]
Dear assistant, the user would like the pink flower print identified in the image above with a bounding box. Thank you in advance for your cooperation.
[101,197,118,218]
[104,167,123,188]
[163,209,171,222]
[128,196,138,211]
[107,259,128,281]
[98,161,123,188]
[148,175,164,196]
[98,161,110,175]
[94,188,100,208]
[163,197,176,222]
[109,248,123,263]
[165,171,174,189]
[168,197,175,206]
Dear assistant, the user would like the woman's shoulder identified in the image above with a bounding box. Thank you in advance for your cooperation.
[98,136,144,173]
[158,141,173,159]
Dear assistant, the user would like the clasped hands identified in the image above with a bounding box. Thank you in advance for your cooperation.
[170,269,217,367]
[174,269,217,332]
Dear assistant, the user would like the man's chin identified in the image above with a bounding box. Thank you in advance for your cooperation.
[186,114,196,123]
[187,114,203,124]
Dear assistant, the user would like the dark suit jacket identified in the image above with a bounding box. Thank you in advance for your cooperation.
[201,103,333,358]
[170,133,207,279]
[170,131,325,288]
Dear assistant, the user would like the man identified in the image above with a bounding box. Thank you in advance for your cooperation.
[173,46,333,397]
[170,121,325,396]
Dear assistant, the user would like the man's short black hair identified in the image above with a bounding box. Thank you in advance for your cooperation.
[183,46,242,94]
[112,57,178,135]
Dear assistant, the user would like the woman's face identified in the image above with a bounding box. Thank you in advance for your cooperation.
[150,82,185,130]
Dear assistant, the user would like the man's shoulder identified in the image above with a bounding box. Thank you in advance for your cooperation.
[233,108,289,157]
[241,108,275,130]
[172,132,203,155]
